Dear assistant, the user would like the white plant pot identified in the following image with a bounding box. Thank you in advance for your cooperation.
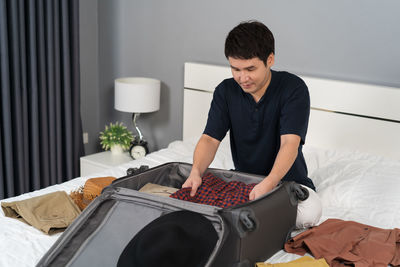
[110,144,124,155]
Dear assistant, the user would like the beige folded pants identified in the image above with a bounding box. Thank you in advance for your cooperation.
[1,191,81,235]
[138,183,179,197]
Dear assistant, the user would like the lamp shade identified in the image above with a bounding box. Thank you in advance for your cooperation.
[114,77,160,113]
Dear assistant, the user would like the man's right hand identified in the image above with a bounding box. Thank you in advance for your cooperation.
[182,173,202,197]
[182,134,220,197]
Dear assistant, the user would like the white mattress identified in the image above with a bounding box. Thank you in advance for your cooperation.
[1,137,399,266]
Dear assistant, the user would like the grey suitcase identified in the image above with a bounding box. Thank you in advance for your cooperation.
[37,162,302,267]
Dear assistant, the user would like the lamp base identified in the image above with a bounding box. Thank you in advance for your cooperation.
[130,113,149,159]
[132,113,143,141]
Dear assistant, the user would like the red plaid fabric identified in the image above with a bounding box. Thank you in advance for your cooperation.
[170,173,257,208]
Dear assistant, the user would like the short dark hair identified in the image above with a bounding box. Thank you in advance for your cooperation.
[224,20,275,65]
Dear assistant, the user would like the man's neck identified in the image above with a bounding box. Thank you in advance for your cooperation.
[252,70,272,103]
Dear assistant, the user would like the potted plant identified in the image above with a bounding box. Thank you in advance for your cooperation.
[99,122,133,155]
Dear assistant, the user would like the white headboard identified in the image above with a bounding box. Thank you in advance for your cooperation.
[183,62,400,161]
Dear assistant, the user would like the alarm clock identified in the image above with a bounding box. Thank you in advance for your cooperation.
[129,140,149,160]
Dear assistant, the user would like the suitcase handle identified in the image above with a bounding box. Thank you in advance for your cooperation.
[239,210,256,232]
[291,183,309,201]
[126,165,149,176]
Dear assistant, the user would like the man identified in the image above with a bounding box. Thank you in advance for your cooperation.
[182,21,321,228]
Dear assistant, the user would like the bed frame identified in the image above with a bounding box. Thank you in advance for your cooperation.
[183,62,400,161]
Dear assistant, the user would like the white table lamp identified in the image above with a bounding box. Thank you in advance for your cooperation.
[114,77,160,159]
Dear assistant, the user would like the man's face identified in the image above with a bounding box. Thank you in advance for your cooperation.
[228,55,274,101]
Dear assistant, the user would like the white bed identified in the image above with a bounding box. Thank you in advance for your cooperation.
[1,62,400,267]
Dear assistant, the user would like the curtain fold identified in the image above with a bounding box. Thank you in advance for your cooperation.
[0,0,84,199]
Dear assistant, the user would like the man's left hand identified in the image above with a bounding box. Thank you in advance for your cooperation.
[249,178,278,201]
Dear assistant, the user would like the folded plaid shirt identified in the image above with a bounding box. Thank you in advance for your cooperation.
[170,173,257,208]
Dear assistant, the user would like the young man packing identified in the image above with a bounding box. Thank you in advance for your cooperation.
[182,21,322,228]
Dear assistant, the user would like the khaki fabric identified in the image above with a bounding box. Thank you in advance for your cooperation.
[1,191,81,235]
[256,256,329,267]
[139,183,179,197]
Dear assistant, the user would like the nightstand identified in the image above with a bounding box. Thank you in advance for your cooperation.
[80,151,132,176]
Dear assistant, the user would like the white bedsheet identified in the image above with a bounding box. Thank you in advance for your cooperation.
[268,145,400,264]
[1,138,399,266]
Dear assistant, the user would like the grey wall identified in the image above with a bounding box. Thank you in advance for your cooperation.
[81,0,400,155]
[80,0,100,154]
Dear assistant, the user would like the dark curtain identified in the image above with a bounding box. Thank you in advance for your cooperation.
[0,0,84,200]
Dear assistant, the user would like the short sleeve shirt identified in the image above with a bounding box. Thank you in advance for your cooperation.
[203,70,315,190]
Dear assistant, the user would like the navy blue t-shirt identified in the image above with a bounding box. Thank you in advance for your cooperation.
[204,70,315,190]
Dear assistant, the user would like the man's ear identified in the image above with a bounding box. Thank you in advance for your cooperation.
[268,53,275,67]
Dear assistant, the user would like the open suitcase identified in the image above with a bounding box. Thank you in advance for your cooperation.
[37,162,302,267]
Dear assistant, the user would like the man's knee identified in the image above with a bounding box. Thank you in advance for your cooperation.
[295,185,322,229]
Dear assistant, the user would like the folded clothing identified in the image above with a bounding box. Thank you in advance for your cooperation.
[256,256,329,267]
[138,183,179,197]
[1,191,81,235]
[70,176,116,210]
[285,218,400,267]
[170,172,256,208]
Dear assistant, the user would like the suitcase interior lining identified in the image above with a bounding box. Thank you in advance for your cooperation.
[65,189,227,267]
[115,162,267,192]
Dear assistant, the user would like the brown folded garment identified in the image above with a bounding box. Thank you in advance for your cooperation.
[1,191,81,235]
[284,218,400,267]
[70,176,116,210]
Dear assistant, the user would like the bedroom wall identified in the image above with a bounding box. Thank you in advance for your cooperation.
[80,0,100,154]
[81,0,400,154]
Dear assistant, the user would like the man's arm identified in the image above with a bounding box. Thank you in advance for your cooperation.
[249,134,300,200]
[182,134,220,196]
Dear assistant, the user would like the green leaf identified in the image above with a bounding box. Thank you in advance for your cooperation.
[99,122,134,152]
